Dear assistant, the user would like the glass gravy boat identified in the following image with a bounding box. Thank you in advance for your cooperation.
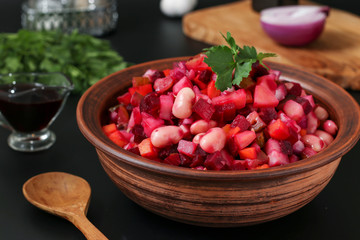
[0,72,73,152]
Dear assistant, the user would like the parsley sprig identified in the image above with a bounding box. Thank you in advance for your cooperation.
[204,32,277,91]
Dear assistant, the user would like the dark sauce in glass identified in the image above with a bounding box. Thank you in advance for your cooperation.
[0,83,64,132]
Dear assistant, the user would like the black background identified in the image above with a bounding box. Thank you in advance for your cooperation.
[1,1,360,239]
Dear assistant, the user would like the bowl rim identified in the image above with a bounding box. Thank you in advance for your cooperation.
[77,56,360,180]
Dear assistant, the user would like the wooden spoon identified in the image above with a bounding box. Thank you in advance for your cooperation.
[23,172,108,240]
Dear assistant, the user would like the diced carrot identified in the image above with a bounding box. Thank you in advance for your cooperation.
[117,92,131,105]
[108,130,128,147]
[138,138,158,158]
[207,80,221,99]
[238,147,258,160]
[222,124,231,135]
[256,164,270,169]
[227,126,241,139]
[102,123,118,136]
[136,84,153,96]
[163,69,171,77]
[132,77,150,87]
[300,129,307,137]
[192,75,208,90]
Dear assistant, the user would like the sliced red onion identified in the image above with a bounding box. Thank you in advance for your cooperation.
[260,5,330,46]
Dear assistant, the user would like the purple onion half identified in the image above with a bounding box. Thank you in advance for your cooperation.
[260,5,330,46]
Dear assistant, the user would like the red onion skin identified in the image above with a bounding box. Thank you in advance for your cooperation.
[261,19,326,46]
[260,6,330,46]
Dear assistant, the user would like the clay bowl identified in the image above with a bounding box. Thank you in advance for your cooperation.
[77,57,360,227]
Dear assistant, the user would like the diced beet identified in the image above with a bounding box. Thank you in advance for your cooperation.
[246,111,266,132]
[173,76,193,95]
[287,126,299,144]
[204,151,225,170]
[302,95,315,108]
[117,92,131,105]
[158,144,178,160]
[179,153,193,167]
[163,153,181,166]
[234,130,256,150]
[253,84,279,108]
[192,98,215,121]
[153,76,174,94]
[279,140,293,155]
[127,146,140,155]
[130,124,147,144]
[231,114,251,131]
[190,155,205,168]
[283,99,305,122]
[197,69,212,83]
[170,61,187,81]
[249,61,269,79]
[130,91,143,107]
[141,112,164,137]
[268,151,289,167]
[232,160,246,170]
[258,107,277,124]
[140,92,160,117]
[287,82,302,96]
[292,140,305,155]
[177,140,197,157]
[204,150,233,170]
[159,94,174,120]
[195,144,208,157]
[289,154,299,163]
[297,115,307,129]
[295,96,313,114]
[143,69,165,82]
[109,110,118,123]
[213,103,236,122]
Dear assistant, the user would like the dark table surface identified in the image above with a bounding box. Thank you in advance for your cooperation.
[1,0,360,239]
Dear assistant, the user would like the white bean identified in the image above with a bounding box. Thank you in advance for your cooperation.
[190,120,210,135]
[192,133,205,144]
[150,126,183,148]
[199,127,226,153]
[172,87,195,119]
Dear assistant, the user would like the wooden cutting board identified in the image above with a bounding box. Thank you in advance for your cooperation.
[183,0,360,90]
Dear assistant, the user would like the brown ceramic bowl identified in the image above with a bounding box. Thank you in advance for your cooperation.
[77,57,360,227]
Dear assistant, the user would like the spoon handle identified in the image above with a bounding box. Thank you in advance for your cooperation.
[71,213,108,240]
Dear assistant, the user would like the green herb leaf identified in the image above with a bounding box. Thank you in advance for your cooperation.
[0,30,131,93]
[204,32,277,91]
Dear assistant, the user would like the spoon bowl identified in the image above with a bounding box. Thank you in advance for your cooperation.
[23,172,107,240]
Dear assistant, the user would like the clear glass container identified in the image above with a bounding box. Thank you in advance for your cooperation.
[0,72,73,152]
[21,0,118,36]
